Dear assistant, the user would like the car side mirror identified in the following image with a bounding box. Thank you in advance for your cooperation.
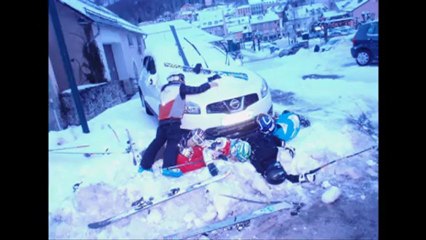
[147,60,156,75]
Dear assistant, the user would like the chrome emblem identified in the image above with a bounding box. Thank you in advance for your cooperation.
[229,99,241,109]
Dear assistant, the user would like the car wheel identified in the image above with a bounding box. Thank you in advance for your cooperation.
[356,50,371,66]
[138,87,153,116]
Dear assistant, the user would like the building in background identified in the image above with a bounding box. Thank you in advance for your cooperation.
[49,0,146,130]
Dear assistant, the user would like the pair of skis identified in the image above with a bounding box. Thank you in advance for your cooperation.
[164,195,303,239]
[163,62,249,81]
[87,171,231,229]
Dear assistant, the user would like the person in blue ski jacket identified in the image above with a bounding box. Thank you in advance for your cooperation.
[139,72,218,178]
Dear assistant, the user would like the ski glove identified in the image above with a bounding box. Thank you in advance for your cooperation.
[299,172,316,183]
[208,74,221,82]
[193,63,202,74]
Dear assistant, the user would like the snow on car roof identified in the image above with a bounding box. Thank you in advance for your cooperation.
[140,20,222,43]
[140,20,241,73]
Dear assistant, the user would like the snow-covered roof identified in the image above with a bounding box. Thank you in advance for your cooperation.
[226,16,250,27]
[194,7,225,27]
[237,4,250,10]
[272,4,286,13]
[335,0,369,12]
[286,3,327,20]
[322,10,349,19]
[60,0,144,34]
[227,24,247,34]
[248,0,264,4]
[250,12,279,24]
[248,0,275,5]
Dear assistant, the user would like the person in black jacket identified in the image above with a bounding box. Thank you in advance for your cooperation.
[139,73,218,178]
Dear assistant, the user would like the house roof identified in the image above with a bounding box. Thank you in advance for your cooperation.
[322,10,349,18]
[286,3,327,20]
[248,0,264,4]
[335,0,369,12]
[60,0,145,35]
[237,4,251,10]
[250,12,279,24]
[248,0,275,5]
[226,16,250,27]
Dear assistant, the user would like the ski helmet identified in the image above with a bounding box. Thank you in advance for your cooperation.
[256,113,275,134]
[188,128,206,146]
[231,140,252,162]
[264,162,287,185]
[274,112,301,142]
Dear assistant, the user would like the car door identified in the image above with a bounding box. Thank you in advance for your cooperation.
[139,56,161,115]
[366,22,379,59]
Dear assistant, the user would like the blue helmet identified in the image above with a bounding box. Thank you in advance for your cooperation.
[256,113,275,134]
[274,111,301,142]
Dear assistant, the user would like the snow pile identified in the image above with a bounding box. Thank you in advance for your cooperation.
[321,186,342,204]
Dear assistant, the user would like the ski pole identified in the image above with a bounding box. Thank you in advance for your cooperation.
[49,145,90,152]
[108,124,120,143]
[307,145,378,174]
[165,160,205,170]
[125,129,137,166]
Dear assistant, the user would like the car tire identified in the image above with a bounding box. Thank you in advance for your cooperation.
[138,87,154,116]
[356,49,371,66]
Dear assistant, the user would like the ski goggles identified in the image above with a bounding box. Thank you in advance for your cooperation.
[190,133,205,146]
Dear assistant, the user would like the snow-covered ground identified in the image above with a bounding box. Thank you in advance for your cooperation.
[49,34,378,239]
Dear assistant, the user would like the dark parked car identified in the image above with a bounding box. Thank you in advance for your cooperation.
[350,21,378,66]
[278,41,309,57]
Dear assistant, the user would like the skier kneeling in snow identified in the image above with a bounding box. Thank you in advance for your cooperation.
[244,112,315,185]
[175,129,252,176]
[138,73,218,178]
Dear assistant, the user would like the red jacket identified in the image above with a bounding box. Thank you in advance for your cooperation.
[176,145,206,173]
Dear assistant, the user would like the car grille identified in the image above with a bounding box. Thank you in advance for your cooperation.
[206,93,259,114]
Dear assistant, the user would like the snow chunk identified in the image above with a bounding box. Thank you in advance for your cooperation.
[199,235,210,240]
[321,186,342,204]
[321,180,332,189]
[366,159,377,166]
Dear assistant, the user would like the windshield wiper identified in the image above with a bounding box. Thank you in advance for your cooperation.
[183,37,209,69]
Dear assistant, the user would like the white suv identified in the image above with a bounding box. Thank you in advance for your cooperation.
[138,22,272,138]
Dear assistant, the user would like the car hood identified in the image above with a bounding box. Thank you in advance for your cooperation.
[183,70,263,106]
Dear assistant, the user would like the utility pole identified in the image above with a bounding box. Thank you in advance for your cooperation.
[49,0,90,133]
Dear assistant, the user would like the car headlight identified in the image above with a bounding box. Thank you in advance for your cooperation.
[185,101,201,114]
[261,78,269,98]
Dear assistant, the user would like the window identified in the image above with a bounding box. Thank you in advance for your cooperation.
[367,22,378,35]
[143,56,156,75]
[136,37,142,55]
[128,34,134,46]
